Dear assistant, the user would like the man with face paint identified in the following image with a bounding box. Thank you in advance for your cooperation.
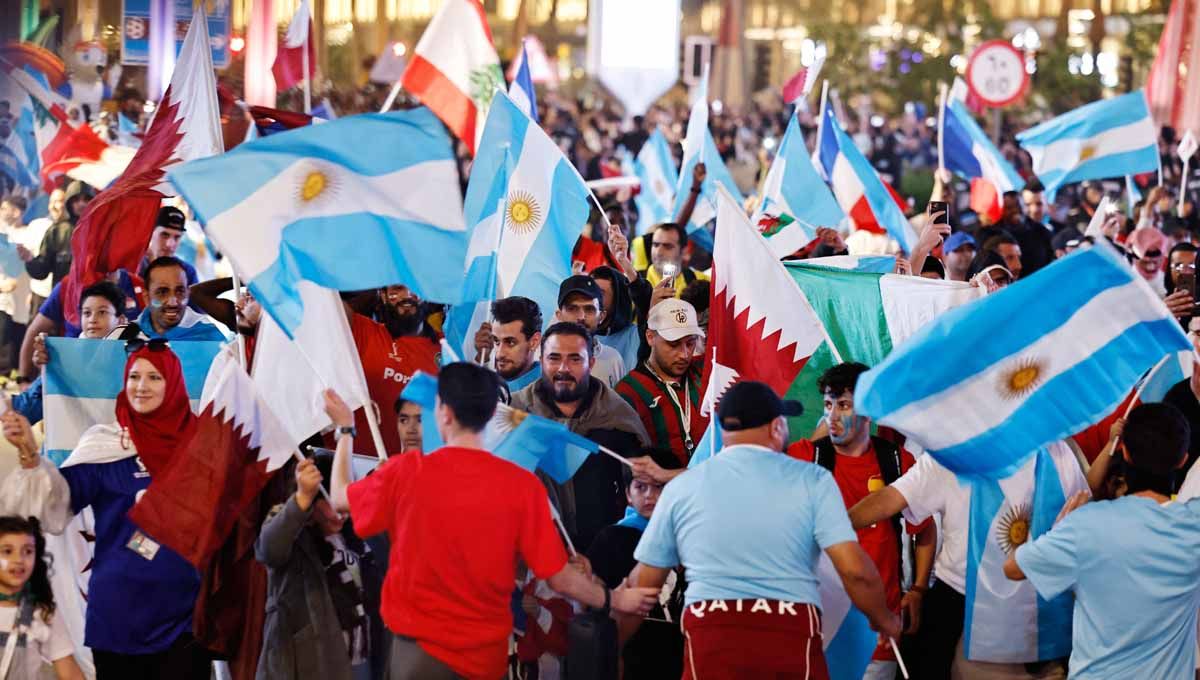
[135,257,225,342]
[787,362,937,680]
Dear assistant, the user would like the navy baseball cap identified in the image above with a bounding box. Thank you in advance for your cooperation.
[717,381,803,431]
[943,232,976,254]
[557,275,604,309]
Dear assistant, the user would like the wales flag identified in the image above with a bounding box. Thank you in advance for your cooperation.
[782,261,983,436]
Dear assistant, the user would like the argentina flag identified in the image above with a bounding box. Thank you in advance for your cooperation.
[167,107,466,337]
[854,242,1190,478]
[444,90,591,360]
[43,338,222,465]
[671,70,744,251]
[1016,91,1158,200]
[631,128,679,234]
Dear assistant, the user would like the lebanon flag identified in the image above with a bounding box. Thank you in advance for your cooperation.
[402,0,502,155]
[702,185,829,416]
[272,0,315,92]
[59,9,222,329]
[129,345,295,570]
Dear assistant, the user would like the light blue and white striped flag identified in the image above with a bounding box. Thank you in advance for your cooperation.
[855,242,1191,478]
[43,338,223,465]
[445,90,591,360]
[751,112,845,259]
[167,107,467,337]
[1016,91,1159,200]
[671,70,744,251]
[631,128,679,235]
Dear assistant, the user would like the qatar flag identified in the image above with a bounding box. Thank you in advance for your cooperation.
[59,9,222,329]
[272,0,316,93]
[129,346,295,570]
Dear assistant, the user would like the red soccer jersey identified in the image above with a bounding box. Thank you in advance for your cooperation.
[787,439,929,661]
[348,447,569,679]
[349,313,440,457]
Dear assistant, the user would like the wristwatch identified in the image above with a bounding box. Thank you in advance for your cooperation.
[337,425,357,439]
[602,586,611,612]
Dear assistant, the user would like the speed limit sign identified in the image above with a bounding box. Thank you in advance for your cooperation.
[965,40,1029,108]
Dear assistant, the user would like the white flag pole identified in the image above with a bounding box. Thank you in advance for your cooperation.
[228,269,248,368]
[301,24,312,115]
[812,80,829,158]
[380,81,403,113]
[937,81,948,173]
[1180,159,1190,219]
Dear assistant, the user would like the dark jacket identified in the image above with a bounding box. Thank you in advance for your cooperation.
[25,181,86,286]
[510,378,650,549]
[255,495,381,680]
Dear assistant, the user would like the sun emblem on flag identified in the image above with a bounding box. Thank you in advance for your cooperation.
[506,191,543,234]
[996,503,1031,554]
[653,179,667,195]
[999,357,1044,399]
[1078,144,1097,162]
[294,164,339,207]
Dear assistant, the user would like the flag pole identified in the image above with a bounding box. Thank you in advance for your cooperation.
[229,269,248,368]
[812,80,829,158]
[597,444,635,467]
[936,81,947,173]
[889,637,910,679]
[1180,158,1190,219]
[301,27,312,115]
[380,81,403,113]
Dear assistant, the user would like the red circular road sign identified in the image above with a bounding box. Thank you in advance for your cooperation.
[965,40,1030,108]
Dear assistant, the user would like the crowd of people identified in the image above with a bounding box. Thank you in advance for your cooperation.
[0,74,1199,680]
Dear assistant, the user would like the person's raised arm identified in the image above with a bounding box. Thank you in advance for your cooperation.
[673,162,707,229]
[19,313,56,380]
[1086,418,1123,498]
[323,389,356,513]
[825,541,901,638]
[909,204,951,277]
[0,412,72,533]
[188,277,237,331]
[341,290,376,326]
[848,485,909,530]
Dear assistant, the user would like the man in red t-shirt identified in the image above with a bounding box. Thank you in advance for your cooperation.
[344,285,440,457]
[786,362,937,679]
[326,363,659,680]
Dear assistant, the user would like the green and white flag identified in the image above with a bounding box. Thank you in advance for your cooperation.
[783,261,984,436]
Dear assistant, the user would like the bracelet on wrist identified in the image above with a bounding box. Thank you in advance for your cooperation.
[909,584,929,594]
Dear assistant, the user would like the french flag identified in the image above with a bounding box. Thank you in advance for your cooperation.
[942,85,1024,222]
[816,103,916,253]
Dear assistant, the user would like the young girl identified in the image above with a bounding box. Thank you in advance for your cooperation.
[0,516,84,680]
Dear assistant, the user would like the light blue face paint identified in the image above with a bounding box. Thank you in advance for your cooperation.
[830,414,867,445]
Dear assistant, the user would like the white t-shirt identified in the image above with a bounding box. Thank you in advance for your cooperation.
[890,441,1087,594]
[0,603,75,677]
[590,342,627,388]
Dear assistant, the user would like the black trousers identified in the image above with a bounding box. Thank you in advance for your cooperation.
[92,633,212,680]
[907,579,965,680]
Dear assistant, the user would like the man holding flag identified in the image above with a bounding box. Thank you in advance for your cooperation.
[625,380,900,679]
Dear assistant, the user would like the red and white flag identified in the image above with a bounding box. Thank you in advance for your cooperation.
[272,0,315,93]
[129,346,295,570]
[703,185,830,413]
[1147,0,1200,138]
[59,9,222,328]
[402,0,502,155]
[782,55,824,104]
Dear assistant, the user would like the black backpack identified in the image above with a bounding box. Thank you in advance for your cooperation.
[813,436,906,563]
[564,603,619,680]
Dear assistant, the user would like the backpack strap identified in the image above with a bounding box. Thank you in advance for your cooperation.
[870,436,908,577]
[812,437,836,473]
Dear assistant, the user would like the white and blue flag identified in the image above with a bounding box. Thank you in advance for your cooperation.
[943,98,1024,195]
[751,112,845,259]
[1016,91,1159,200]
[671,70,744,251]
[631,129,678,235]
[43,338,222,465]
[444,90,591,361]
[855,242,1190,478]
[167,107,466,337]
[508,41,539,124]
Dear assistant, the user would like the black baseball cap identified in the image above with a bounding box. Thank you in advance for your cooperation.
[717,381,803,431]
[156,206,186,231]
[557,274,604,309]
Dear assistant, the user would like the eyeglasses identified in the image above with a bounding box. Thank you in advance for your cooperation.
[125,338,170,354]
[1141,250,1163,260]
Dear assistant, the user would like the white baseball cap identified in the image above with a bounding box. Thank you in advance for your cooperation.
[647,298,705,342]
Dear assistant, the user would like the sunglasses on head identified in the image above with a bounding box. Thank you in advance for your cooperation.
[125,338,170,354]
[1141,249,1163,259]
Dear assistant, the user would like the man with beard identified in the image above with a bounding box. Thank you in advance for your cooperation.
[134,256,225,342]
[617,299,707,472]
[787,362,937,680]
[472,296,542,392]
[344,284,440,458]
[555,275,627,387]
[18,180,91,289]
[510,322,650,549]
